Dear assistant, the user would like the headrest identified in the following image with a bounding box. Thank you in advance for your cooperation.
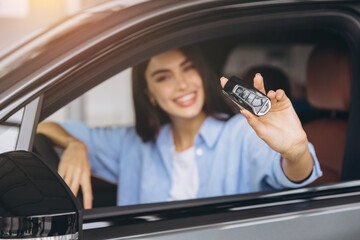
[306,44,352,111]
[243,65,291,99]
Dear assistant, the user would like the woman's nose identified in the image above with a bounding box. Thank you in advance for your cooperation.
[176,75,188,89]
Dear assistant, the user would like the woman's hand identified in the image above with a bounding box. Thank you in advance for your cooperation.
[37,122,93,209]
[221,74,314,182]
[58,139,93,209]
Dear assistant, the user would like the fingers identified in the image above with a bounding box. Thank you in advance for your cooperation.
[64,167,74,187]
[267,90,277,106]
[253,73,266,94]
[70,168,81,196]
[58,164,66,179]
[275,89,285,100]
[267,89,287,103]
[241,108,259,127]
[56,140,93,209]
[60,165,93,209]
[59,165,82,196]
[240,108,250,119]
[81,173,93,209]
[220,77,228,88]
[253,74,288,102]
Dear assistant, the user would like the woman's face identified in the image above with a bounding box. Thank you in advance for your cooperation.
[145,49,205,121]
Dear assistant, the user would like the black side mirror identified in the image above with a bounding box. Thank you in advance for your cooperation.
[0,151,82,239]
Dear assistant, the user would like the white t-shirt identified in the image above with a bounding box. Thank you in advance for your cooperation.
[167,146,199,201]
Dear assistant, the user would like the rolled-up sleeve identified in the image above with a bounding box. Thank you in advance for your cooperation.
[240,119,323,191]
[60,120,131,184]
[271,142,323,188]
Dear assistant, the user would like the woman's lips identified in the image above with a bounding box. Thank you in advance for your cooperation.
[174,92,197,107]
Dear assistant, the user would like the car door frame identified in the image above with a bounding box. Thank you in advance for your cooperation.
[1,1,360,239]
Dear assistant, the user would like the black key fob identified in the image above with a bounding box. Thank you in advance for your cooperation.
[222,76,271,116]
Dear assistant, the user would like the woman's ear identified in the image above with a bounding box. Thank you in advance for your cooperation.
[145,89,157,106]
[149,97,157,106]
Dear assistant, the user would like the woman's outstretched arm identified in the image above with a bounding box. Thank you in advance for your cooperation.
[37,122,93,209]
[220,74,314,182]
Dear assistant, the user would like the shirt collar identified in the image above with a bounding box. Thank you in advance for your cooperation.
[197,115,227,149]
[156,114,227,155]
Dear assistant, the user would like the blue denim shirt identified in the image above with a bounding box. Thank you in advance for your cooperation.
[61,114,322,206]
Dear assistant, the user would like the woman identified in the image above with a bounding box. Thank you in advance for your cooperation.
[37,45,322,209]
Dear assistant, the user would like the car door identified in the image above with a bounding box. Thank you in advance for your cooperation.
[1,1,360,239]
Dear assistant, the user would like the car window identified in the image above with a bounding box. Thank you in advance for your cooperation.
[46,69,134,127]
[0,108,24,153]
[36,30,352,209]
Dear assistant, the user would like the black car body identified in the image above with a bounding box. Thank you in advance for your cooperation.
[1,0,360,239]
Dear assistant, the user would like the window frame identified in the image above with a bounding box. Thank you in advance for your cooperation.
[68,8,360,237]
[1,1,360,238]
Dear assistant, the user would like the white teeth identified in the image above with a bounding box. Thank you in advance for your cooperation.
[176,93,195,102]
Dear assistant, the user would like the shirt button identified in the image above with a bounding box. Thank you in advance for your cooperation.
[196,148,203,156]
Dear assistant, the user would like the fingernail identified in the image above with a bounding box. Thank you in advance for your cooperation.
[242,112,250,119]
[255,73,261,77]
[220,77,228,88]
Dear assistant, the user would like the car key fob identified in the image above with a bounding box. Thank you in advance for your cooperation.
[222,76,271,116]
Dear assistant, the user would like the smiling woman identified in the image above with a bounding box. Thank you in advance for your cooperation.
[36,44,322,208]
[146,50,205,121]
[132,45,235,144]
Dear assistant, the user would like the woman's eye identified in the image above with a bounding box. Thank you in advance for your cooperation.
[156,75,169,82]
[184,65,195,72]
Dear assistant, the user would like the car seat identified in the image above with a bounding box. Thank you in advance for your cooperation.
[304,43,352,185]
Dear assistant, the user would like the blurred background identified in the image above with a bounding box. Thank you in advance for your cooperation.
[0,0,136,127]
[0,0,312,128]
[0,0,105,50]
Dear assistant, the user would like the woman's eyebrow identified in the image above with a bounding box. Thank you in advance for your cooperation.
[150,58,191,77]
[151,69,170,77]
[180,58,191,66]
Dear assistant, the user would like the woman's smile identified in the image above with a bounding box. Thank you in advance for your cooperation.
[174,91,197,107]
[145,49,205,120]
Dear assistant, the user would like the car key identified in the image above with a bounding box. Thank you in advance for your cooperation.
[222,76,271,116]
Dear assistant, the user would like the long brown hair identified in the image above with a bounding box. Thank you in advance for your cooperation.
[132,45,236,142]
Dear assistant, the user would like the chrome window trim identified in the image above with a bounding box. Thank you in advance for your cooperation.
[16,96,42,151]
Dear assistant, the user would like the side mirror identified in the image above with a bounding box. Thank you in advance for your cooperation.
[0,151,82,239]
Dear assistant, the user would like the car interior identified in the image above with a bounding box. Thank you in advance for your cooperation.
[33,28,353,208]
[304,43,351,185]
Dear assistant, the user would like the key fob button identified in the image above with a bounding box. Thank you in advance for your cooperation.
[236,88,243,94]
[242,90,250,99]
[247,94,255,103]
[252,98,263,107]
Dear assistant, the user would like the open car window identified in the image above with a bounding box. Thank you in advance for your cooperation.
[38,28,352,209]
